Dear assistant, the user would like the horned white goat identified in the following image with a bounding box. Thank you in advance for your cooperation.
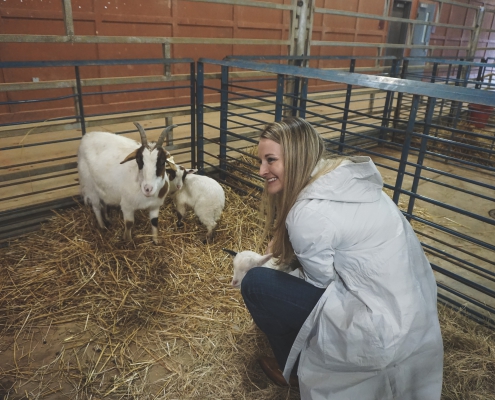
[167,165,225,243]
[77,122,177,244]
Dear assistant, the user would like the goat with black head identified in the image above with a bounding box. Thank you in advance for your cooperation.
[77,122,177,244]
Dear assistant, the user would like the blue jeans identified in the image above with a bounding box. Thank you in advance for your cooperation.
[241,267,326,374]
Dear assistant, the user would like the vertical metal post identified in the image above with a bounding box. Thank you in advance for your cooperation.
[447,62,466,161]
[189,62,196,168]
[393,59,409,132]
[339,58,355,154]
[291,58,302,117]
[434,63,452,137]
[299,77,308,119]
[74,66,86,135]
[219,65,229,180]
[368,93,375,114]
[393,94,420,205]
[448,62,464,128]
[475,58,486,90]
[275,74,285,122]
[406,96,437,221]
[196,62,205,173]
[451,64,471,130]
[424,62,438,126]
[379,59,399,141]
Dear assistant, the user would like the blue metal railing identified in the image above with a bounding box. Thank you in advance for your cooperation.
[196,57,495,327]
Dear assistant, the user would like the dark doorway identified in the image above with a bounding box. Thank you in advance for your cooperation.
[385,0,412,65]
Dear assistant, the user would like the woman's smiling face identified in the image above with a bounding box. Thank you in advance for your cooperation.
[258,138,284,195]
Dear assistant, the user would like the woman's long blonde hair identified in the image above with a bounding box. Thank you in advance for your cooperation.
[258,117,343,265]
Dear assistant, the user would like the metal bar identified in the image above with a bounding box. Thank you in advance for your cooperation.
[410,209,493,251]
[196,62,205,173]
[448,62,464,137]
[200,58,495,107]
[339,58,355,154]
[393,59,409,132]
[432,264,495,299]
[418,231,495,268]
[299,78,308,119]
[400,187,495,226]
[451,63,471,130]
[475,58,487,90]
[434,63,452,137]
[190,62,197,169]
[406,97,437,220]
[275,74,285,122]
[219,66,229,179]
[226,55,398,61]
[379,59,399,140]
[393,94,421,204]
[437,288,495,323]
[74,66,86,135]
[423,244,495,280]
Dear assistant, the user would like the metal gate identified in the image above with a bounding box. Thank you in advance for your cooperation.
[196,57,495,327]
[0,58,196,242]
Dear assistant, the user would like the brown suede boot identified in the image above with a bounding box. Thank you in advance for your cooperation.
[258,356,299,388]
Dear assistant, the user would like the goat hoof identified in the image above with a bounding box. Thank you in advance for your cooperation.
[176,222,184,229]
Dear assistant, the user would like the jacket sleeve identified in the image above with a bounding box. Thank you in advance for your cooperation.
[286,200,339,288]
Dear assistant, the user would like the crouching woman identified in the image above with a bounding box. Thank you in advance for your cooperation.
[241,117,443,399]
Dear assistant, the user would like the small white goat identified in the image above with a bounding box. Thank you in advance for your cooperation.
[167,166,225,243]
[223,249,277,288]
[77,122,177,244]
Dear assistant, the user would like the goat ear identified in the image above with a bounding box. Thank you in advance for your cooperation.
[256,253,273,267]
[186,169,198,175]
[222,248,238,257]
[120,149,139,164]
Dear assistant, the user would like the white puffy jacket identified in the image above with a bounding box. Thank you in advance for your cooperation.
[283,156,443,400]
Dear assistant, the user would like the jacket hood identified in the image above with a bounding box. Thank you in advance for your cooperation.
[297,156,383,203]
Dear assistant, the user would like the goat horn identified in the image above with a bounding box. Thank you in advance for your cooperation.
[222,248,238,257]
[133,122,148,148]
[155,124,178,149]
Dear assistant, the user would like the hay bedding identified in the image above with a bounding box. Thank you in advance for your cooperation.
[0,187,298,400]
[0,171,494,399]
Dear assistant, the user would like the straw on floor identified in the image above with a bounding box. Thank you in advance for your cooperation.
[0,161,494,399]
